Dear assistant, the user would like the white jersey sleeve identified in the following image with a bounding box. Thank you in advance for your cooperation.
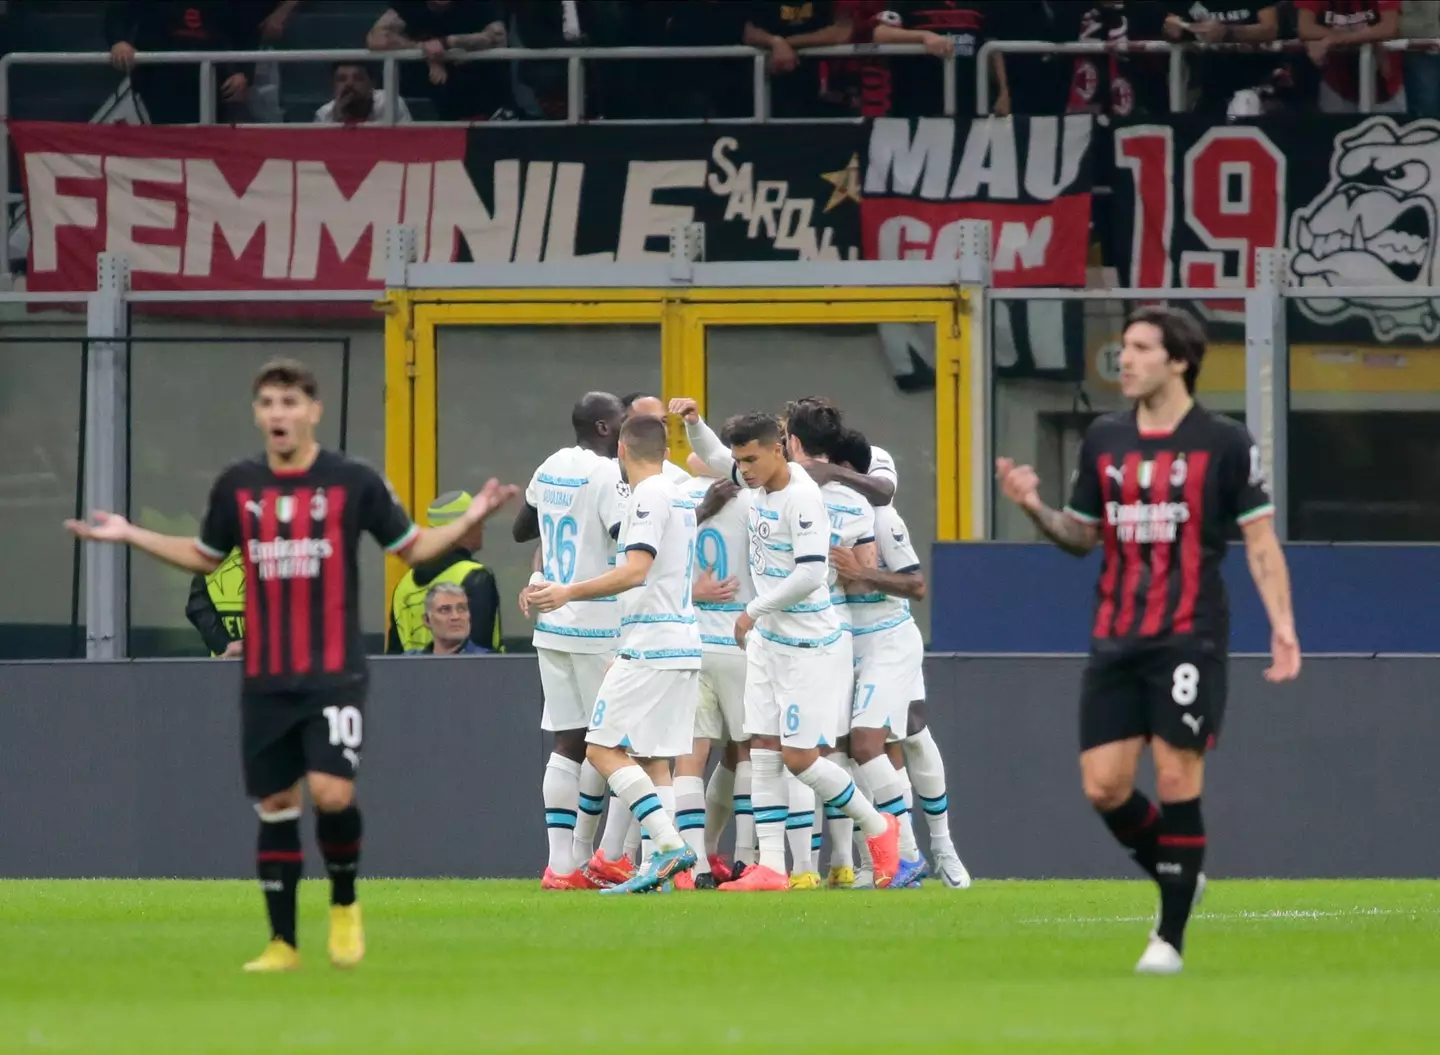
[868,444,898,496]
[747,467,841,651]
[821,481,876,621]
[849,503,919,637]
[594,457,627,539]
[875,504,921,571]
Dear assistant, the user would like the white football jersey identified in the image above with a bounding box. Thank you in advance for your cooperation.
[525,446,626,654]
[685,477,755,654]
[821,481,876,626]
[747,464,841,651]
[869,444,898,495]
[616,474,702,669]
[662,460,693,485]
[849,503,921,638]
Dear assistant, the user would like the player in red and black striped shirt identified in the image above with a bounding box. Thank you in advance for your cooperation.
[65,358,518,972]
[996,306,1301,975]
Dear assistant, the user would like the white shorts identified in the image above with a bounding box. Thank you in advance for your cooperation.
[831,632,855,742]
[585,660,700,758]
[696,650,748,742]
[538,648,612,732]
[743,638,852,750]
[852,620,925,733]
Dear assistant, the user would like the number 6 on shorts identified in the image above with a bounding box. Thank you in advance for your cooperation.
[785,703,800,734]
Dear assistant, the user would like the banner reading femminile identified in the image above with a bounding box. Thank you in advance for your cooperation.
[11,116,1094,306]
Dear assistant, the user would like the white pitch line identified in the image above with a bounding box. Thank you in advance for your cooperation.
[1018,907,1440,926]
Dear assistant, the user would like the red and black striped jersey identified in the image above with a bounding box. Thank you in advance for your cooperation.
[1064,405,1273,651]
[195,450,417,690]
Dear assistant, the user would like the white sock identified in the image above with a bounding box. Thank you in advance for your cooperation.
[734,760,756,864]
[573,760,607,866]
[704,763,735,855]
[859,755,915,855]
[674,775,710,875]
[795,757,886,838]
[904,728,956,855]
[641,784,677,865]
[609,766,683,853]
[624,814,642,859]
[749,748,788,874]
[598,793,631,860]
[849,759,874,868]
[785,770,816,875]
[542,753,581,874]
[897,765,920,862]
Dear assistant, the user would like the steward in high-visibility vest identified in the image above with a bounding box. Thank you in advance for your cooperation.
[186,547,245,656]
[386,490,502,654]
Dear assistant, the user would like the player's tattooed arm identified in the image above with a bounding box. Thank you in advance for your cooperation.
[996,457,1099,557]
[1026,504,1100,558]
[804,461,895,506]
[696,480,740,524]
[512,502,540,544]
[1241,516,1301,682]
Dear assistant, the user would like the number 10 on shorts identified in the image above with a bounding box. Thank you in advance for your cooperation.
[323,705,363,748]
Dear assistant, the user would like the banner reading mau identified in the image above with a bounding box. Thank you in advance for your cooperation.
[11,117,1094,305]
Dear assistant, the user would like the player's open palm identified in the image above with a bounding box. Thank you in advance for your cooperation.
[1265,627,1301,683]
[995,458,1042,512]
[64,511,130,542]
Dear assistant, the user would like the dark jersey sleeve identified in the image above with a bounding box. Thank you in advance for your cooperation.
[185,574,235,654]
[357,466,419,553]
[1218,423,1275,526]
[196,471,240,560]
[463,565,503,652]
[1063,428,1104,526]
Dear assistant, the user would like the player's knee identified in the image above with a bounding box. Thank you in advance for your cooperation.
[1082,771,1133,812]
[906,703,927,736]
[553,728,587,762]
[310,779,355,813]
[1154,764,1202,804]
[257,787,301,815]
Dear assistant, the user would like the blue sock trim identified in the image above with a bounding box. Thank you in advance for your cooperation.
[544,809,578,829]
[786,811,816,830]
[877,796,907,817]
[578,794,606,815]
[676,808,706,831]
[810,833,823,851]
[827,783,856,810]
[921,794,949,814]
[824,804,846,820]
[753,805,788,824]
[631,794,662,823]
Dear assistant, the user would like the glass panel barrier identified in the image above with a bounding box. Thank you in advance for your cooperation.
[127,315,375,656]
[0,307,87,657]
[1286,298,1440,541]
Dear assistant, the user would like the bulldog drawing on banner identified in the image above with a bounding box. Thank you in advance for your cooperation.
[1289,116,1440,340]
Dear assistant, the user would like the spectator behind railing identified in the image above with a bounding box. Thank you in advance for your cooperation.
[1297,0,1404,112]
[315,61,414,124]
[366,0,514,120]
[1401,0,1440,115]
[743,1,856,116]
[654,1,753,119]
[873,0,1012,116]
[1165,2,1281,116]
[104,0,259,124]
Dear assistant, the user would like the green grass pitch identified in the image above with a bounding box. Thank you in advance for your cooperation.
[2,879,1438,1052]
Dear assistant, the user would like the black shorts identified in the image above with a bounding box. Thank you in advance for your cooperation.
[1078,641,1227,754]
[241,683,367,799]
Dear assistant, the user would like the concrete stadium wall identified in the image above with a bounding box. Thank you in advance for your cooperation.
[2,655,1434,881]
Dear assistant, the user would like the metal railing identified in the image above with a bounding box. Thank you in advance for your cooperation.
[978,37,1440,116]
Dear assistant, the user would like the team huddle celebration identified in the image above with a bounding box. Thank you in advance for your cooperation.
[63,306,1300,978]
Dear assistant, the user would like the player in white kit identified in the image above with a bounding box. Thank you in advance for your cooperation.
[529,414,702,894]
[780,401,877,890]
[830,429,973,890]
[679,409,901,891]
[514,392,628,890]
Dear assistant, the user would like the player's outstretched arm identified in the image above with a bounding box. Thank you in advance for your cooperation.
[1241,516,1301,683]
[995,457,1099,558]
[65,512,222,576]
[529,550,654,612]
[804,461,895,506]
[672,398,737,479]
[405,479,519,566]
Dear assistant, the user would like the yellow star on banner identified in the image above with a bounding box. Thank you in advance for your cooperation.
[821,153,862,212]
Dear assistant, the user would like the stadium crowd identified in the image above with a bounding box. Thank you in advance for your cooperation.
[3,1,1435,123]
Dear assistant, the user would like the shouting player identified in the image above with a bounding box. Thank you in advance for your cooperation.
[514,392,628,890]
[65,359,518,971]
[528,414,701,894]
[996,306,1301,973]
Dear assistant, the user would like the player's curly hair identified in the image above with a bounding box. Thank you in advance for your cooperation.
[785,399,844,459]
[1125,306,1206,394]
[829,428,872,474]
